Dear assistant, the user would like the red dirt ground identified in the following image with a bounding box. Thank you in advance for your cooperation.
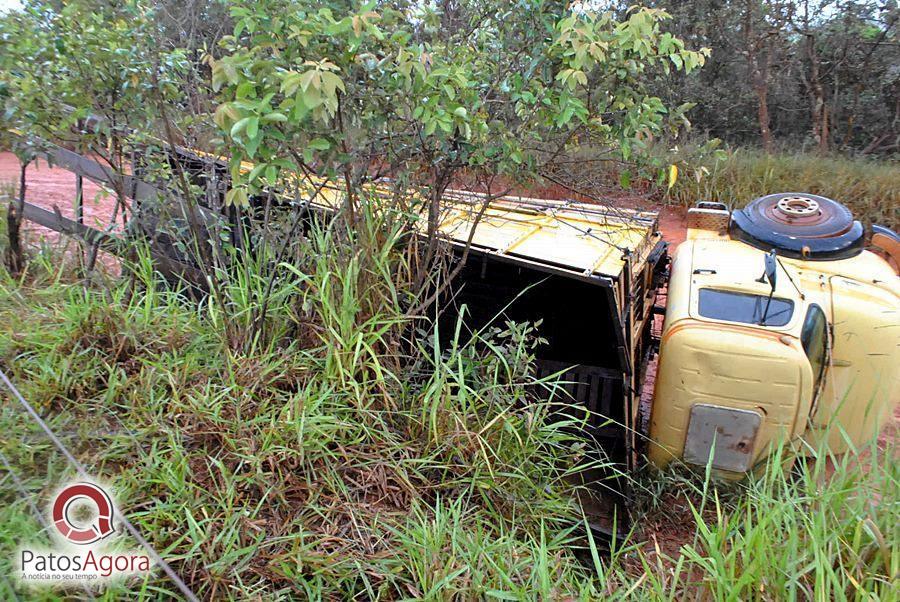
[0,151,130,241]
[0,152,136,274]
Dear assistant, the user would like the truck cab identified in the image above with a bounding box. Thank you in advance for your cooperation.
[649,195,899,475]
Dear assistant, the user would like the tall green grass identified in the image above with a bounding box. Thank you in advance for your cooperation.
[668,150,900,228]
[0,206,895,599]
[609,442,898,600]
[0,212,592,599]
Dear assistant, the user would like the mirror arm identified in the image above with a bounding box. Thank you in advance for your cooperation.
[775,256,805,301]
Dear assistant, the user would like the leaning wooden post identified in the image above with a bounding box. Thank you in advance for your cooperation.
[75,173,84,225]
[75,173,85,268]
[6,161,27,275]
[75,118,86,227]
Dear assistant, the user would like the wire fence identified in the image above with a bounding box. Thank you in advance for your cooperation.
[0,368,199,602]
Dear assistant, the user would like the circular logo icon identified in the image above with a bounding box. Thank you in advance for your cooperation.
[52,482,115,544]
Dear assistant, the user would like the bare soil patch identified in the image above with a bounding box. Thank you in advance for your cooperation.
[0,151,130,239]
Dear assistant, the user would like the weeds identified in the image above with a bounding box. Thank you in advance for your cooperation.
[0,207,895,600]
[0,219,590,599]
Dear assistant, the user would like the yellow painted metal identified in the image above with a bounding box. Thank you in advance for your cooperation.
[805,275,899,453]
[16,130,662,281]
[184,145,662,281]
[649,223,899,474]
[433,195,658,278]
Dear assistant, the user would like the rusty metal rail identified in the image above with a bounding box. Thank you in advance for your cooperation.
[21,201,206,283]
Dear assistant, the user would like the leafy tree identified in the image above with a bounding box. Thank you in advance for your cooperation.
[646,0,899,154]
[0,0,190,269]
[795,1,899,153]
[1,0,185,201]
[210,0,708,251]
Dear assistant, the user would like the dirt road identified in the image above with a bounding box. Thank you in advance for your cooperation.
[0,151,688,244]
[0,151,128,243]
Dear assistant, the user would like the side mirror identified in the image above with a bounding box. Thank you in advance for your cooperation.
[872,224,900,274]
[757,250,778,325]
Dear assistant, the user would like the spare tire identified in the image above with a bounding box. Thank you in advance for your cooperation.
[730,192,864,260]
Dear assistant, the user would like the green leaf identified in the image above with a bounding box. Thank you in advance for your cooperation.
[555,68,573,83]
[235,81,255,99]
[299,70,318,92]
[245,135,261,159]
[246,116,259,139]
[230,116,252,138]
[292,99,310,121]
[281,72,303,96]
[213,103,239,129]
[247,162,266,182]
[320,72,345,96]
[225,187,249,207]
[299,85,323,109]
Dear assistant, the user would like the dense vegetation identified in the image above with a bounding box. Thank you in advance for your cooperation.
[0,233,895,600]
[666,149,899,227]
[0,0,896,600]
[648,0,899,156]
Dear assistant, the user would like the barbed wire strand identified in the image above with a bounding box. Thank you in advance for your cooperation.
[0,446,95,601]
[0,368,200,602]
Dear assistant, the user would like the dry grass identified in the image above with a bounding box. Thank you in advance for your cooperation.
[667,149,900,228]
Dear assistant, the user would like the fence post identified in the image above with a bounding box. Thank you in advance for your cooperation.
[75,173,84,225]
[5,161,27,275]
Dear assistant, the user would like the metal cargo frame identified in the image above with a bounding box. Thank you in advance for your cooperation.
[12,134,668,495]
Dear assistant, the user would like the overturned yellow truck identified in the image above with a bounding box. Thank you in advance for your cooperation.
[19,141,900,479]
[433,190,899,477]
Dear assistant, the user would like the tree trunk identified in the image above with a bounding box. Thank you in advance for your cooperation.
[6,162,27,275]
[754,81,774,153]
[819,106,829,154]
[805,34,829,154]
[741,0,777,154]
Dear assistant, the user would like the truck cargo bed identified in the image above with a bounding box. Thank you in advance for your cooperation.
[17,135,668,474]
